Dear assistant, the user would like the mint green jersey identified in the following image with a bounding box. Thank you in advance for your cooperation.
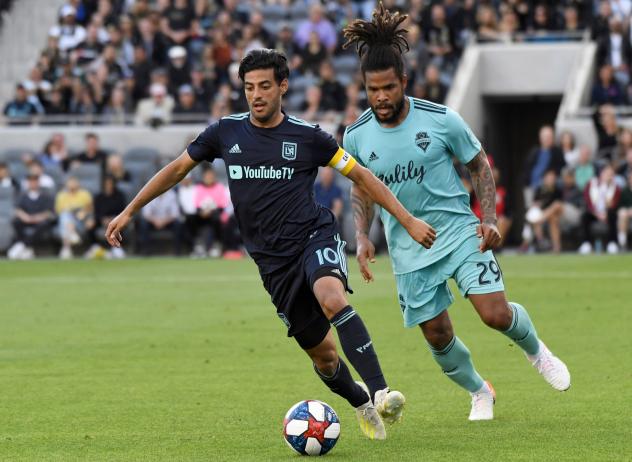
[343,97,482,275]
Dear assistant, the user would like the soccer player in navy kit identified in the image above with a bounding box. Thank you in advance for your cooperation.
[106,49,437,440]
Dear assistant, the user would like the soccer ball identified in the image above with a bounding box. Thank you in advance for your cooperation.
[283,400,341,456]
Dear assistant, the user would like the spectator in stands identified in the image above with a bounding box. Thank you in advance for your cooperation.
[0,162,19,192]
[189,65,214,108]
[302,85,323,122]
[135,82,174,127]
[591,65,627,106]
[274,23,301,71]
[498,8,520,40]
[176,173,198,255]
[424,4,459,73]
[135,16,167,67]
[617,171,632,250]
[560,167,584,234]
[575,145,596,190]
[104,153,133,196]
[613,128,632,167]
[617,146,632,178]
[336,104,361,144]
[563,5,581,35]
[295,3,337,53]
[69,132,108,173]
[579,164,621,254]
[55,176,94,259]
[43,89,68,120]
[314,167,343,221]
[20,160,55,192]
[525,170,563,253]
[226,62,249,113]
[7,172,56,260]
[560,130,580,167]
[529,4,558,32]
[592,104,620,158]
[318,61,346,112]
[49,4,86,53]
[3,84,38,125]
[74,23,105,66]
[39,133,69,169]
[193,167,238,258]
[418,64,448,104]
[161,0,197,47]
[476,4,501,42]
[138,188,182,255]
[299,31,328,76]
[592,0,612,42]
[130,45,152,103]
[167,46,191,95]
[596,17,631,87]
[92,174,127,258]
[525,125,565,190]
[102,84,130,125]
[173,84,204,123]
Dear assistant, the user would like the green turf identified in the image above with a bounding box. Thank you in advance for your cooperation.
[1,255,631,461]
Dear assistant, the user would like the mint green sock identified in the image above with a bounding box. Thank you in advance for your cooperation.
[502,302,540,356]
[429,336,484,393]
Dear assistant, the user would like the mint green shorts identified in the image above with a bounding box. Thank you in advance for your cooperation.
[395,235,505,328]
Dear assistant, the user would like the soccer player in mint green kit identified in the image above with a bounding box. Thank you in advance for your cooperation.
[342,4,571,420]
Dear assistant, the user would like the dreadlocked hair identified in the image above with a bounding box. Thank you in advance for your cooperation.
[342,2,409,78]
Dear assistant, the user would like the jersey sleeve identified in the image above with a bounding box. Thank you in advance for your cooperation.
[187,121,221,162]
[313,125,358,176]
[444,108,482,165]
[342,129,365,167]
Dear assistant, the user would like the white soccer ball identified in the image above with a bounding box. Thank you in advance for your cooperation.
[283,400,341,456]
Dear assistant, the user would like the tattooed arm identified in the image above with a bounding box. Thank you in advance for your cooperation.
[351,183,377,282]
[466,149,501,251]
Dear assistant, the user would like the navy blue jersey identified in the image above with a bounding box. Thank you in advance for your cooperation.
[187,112,342,274]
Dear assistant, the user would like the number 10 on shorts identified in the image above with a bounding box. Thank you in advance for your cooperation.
[315,248,340,265]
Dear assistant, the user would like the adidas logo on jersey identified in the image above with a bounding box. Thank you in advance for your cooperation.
[369,152,379,162]
[330,268,342,277]
[229,144,242,154]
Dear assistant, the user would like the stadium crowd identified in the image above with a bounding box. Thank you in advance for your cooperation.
[2,0,632,258]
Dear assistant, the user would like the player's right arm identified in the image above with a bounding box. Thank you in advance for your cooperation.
[105,151,198,247]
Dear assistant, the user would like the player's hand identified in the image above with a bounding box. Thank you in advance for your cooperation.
[105,212,132,247]
[356,234,376,283]
[477,222,501,252]
[404,217,437,249]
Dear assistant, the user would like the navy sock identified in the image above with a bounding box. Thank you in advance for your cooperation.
[331,305,387,402]
[314,359,369,408]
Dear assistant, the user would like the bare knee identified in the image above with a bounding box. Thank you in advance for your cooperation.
[311,348,339,376]
[318,292,348,320]
[478,301,513,330]
[420,316,454,350]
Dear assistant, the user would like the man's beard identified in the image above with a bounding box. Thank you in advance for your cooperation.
[371,97,405,125]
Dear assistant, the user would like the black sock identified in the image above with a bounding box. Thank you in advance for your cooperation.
[314,359,369,408]
[331,305,387,402]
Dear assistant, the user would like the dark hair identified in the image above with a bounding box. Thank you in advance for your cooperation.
[342,2,409,79]
[238,48,289,84]
[86,132,98,140]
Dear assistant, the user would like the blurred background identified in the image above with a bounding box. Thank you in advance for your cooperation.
[1,0,631,260]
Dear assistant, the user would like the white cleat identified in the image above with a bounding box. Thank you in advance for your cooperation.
[527,340,571,391]
[469,381,495,421]
[355,381,386,440]
[374,388,406,424]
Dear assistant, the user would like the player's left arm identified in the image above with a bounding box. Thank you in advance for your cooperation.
[466,149,501,252]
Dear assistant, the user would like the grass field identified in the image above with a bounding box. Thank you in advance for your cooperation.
[1,255,631,461]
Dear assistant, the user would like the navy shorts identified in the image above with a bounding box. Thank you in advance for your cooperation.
[261,227,352,349]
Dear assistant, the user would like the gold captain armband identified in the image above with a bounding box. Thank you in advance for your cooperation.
[327,148,357,176]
